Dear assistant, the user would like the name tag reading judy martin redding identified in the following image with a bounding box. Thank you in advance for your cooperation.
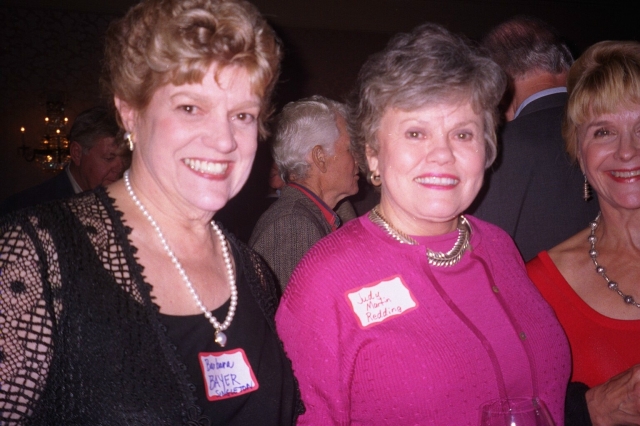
[199,348,259,401]
[345,275,418,328]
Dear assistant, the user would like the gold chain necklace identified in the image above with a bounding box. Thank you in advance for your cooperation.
[368,205,471,267]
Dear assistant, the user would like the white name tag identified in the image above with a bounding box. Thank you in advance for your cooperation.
[198,348,259,401]
[346,275,418,328]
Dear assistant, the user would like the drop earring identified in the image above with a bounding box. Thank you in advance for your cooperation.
[583,174,592,201]
[124,131,134,152]
[367,170,381,187]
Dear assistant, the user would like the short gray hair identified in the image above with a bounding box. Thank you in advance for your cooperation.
[481,16,573,80]
[273,95,348,182]
[351,23,506,171]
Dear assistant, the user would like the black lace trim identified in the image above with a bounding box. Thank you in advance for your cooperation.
[102,188,205,424]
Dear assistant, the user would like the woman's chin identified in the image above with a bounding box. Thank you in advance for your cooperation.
[185,194,236,216]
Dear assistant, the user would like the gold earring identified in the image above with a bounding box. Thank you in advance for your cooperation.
[124,131,134,152]
[367,171,381,187]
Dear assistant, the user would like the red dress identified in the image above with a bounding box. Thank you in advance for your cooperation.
[527,251,640,387]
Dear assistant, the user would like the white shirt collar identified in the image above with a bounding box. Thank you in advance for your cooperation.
[65,165,84,194]
[513,87,567,119]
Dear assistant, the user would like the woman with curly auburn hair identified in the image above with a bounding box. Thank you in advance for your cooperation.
[0,0,303,424]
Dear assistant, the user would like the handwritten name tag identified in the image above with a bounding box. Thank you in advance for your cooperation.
[346,275,418,328]
[198,349,259,401]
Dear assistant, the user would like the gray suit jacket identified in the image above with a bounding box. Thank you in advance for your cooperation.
[249,185,332,292]
[470,92,599,261]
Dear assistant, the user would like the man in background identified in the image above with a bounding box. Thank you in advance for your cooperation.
[469,16,599,261]
[1,106,125,215]
[250,96,359,292]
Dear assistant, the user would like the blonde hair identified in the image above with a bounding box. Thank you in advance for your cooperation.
[563,40,640,161]
[102,0,281,138]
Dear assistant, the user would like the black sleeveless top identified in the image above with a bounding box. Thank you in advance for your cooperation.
[0,189,303,425]
[158,244,297,426]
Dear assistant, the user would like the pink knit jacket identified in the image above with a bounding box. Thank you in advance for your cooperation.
[276,215,570,425]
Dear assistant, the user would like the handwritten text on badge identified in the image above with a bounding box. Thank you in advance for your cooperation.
[346,275,417,328]
[198,348,259,401]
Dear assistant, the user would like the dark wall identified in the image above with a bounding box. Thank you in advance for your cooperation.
[0,1,636,202]
[0,7,113,200]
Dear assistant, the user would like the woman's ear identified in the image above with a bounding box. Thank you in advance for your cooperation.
[365,144,378,173]
[114,96,137,133]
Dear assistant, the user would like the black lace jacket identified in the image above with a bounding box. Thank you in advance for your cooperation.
[0,189,302,425]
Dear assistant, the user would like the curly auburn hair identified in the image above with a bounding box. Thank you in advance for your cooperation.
[102,0,281,139]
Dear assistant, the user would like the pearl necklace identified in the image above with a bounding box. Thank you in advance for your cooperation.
[124,170,238,346]
[368,205,471,267]
[588,212,640,308]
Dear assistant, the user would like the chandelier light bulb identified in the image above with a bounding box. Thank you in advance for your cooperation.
[19,101,71,170]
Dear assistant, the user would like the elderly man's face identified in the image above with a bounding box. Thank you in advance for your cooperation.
[75,136,125,190]
[324,115,359,203]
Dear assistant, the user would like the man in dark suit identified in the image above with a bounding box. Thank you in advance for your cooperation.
[0,106,124,215]
[469,16,599,261]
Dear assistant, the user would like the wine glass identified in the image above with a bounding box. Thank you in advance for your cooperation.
[479,397,555,426]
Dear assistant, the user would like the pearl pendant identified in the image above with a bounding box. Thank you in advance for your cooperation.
[215,330,227,347]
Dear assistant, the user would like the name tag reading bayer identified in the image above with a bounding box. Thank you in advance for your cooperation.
[346,275,418,328]
[198,348,259,401]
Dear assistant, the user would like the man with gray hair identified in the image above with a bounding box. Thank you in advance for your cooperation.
[249,95,359,292]
[470,16,599,261]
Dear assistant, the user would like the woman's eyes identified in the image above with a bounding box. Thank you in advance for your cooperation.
[177,106,257,124]
[234,112,256,123]
[404,130,474,140]
[179,105,198,114]
[593,127,611,137]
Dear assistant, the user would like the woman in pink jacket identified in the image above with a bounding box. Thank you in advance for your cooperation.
[276,23,571,425]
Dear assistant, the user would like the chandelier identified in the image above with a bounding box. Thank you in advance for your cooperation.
[19,101,70,171]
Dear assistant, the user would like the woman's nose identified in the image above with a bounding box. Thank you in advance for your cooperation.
[615,129,640,161]
[203,115,238,154]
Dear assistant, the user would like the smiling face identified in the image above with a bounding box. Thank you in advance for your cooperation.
[118,64,261,217]
[578,104,640,212]
[368,101,486,236]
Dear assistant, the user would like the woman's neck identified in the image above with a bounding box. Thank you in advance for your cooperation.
[378,197,458,237]
[596,206,640,253]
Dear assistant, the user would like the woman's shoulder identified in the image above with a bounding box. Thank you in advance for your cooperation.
[547,226,590,271]
[5,188,109,220]
[0,190,104,251]
[0,190,94,232]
